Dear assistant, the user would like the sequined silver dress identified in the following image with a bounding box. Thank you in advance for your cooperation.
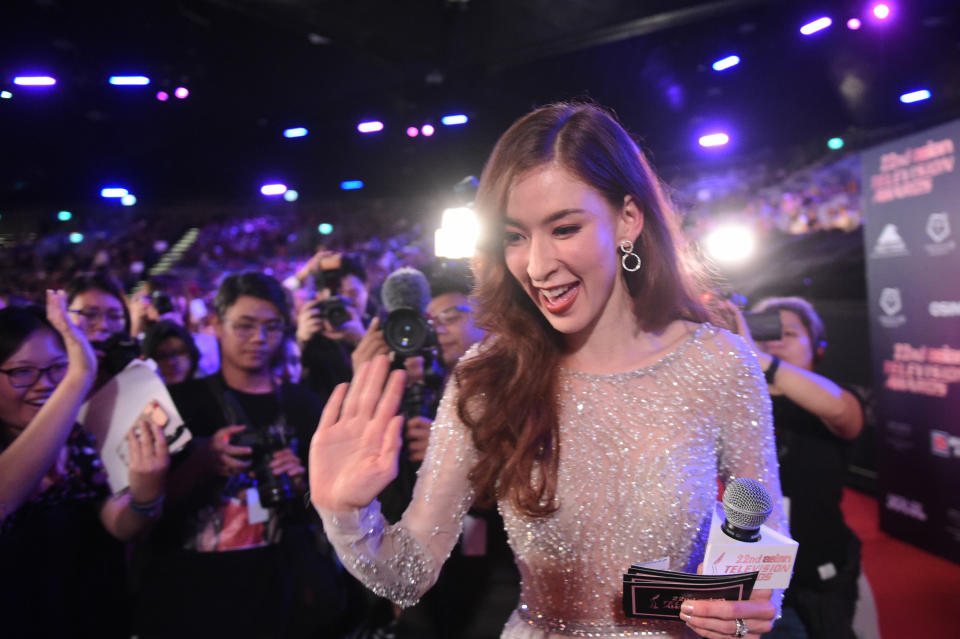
[318,324,787,638]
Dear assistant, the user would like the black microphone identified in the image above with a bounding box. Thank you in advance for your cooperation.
[380,267,435,357]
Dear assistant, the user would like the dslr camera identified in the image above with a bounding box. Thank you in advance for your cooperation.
[311,296,353,329]
[229,424,296,507]
[724,292,782,342]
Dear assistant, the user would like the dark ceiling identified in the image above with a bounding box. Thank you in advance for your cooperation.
[1,0,959,213]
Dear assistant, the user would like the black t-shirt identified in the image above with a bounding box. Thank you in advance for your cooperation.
[132,376,361,639]
[0,426,128,639]
[772,391,861,589]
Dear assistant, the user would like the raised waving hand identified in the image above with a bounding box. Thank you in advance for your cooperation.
[309,354,406,512]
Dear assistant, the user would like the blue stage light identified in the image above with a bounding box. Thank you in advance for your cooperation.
[340,180,364,190]
[100,187,129,198]
[57,210,72,221]
[441,114,468,126]
[109,76,150,86]
[284,127,308,138]
[900,89,931,104]
[712,55,740,71]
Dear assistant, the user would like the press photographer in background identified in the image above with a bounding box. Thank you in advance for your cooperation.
[296,253,379,397]
[730,296,865,639]
[0,292,169,638]
[132,272,360,639]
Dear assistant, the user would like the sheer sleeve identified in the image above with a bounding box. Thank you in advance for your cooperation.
[711,329,790,614]
[315,373,477,607]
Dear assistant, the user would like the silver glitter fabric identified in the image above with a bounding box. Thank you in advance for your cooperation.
[318,323,788,638]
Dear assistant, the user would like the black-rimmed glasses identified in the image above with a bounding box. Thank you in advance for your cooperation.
[0,362,69,388]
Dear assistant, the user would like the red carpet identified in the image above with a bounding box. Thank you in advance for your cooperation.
[841,488,960,638]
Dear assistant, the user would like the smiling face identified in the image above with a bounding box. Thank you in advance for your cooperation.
[503,164,642,341]
[0,328,68,439]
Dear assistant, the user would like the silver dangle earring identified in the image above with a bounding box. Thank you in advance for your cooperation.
[619,239,641,273]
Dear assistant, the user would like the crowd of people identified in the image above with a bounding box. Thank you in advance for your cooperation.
[0,103,871,639]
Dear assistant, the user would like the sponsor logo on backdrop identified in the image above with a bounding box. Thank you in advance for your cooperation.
[931,430,960,458]
[925,212,956,256]
[929,301,960,318]
[879,288,906,327]
[885,493,928,521]
[871,223,909,258]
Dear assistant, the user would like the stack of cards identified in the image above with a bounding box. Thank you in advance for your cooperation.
[622,565,759,620]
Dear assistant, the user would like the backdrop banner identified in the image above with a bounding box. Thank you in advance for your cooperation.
[862,118,960,564]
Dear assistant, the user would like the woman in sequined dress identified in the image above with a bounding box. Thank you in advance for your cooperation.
[309,103,788,639]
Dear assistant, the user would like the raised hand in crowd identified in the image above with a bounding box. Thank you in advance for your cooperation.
[0,291,97,523]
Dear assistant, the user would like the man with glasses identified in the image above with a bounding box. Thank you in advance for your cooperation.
[132,272,360,639]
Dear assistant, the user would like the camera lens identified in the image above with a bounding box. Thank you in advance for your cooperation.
[383,308,431,356]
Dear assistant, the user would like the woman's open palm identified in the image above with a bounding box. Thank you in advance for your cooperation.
[309,355,407,512]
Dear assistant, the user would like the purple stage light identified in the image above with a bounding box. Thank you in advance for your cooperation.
[800,17,832,35]
[357,120,384,133]
[174,87,189,99]
[872,4,890,20]
[13,76,56,86]
[698,132,730,148]
[421,124,435,137]
[156,91,169,101]
[260,183,288,196]
[406,126,419,137]
[847,18,862,30]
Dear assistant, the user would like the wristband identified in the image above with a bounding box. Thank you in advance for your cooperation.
[764,355,781,385]
[129,493,165,518]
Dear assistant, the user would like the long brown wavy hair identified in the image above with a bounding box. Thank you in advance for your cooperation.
[456,102,712,517]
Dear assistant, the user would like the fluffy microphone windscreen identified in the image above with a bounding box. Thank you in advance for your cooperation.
[381,267,432,314]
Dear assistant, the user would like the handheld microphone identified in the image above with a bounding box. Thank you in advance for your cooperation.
[702,478,798,589]
[380,267,435,356]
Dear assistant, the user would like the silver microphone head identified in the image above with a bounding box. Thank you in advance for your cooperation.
[721,478,774,540]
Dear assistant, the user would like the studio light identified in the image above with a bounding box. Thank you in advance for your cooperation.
[703,224,756,265]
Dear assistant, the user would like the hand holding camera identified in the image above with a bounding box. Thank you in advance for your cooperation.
[210,424,253,476]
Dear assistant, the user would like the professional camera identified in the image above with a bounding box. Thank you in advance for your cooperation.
[723,292,782,342]
[310,296,352,329]
[229,423,296,507]
[93,332,141,378]
[383,307,437,357]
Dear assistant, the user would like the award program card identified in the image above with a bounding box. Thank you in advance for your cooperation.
[622,564,759,620]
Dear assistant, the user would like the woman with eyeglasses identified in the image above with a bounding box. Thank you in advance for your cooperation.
[0,291,170,638]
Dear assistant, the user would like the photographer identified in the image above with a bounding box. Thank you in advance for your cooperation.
[297,253,379,398]
[730,297,864,639]
[132,272,359,639]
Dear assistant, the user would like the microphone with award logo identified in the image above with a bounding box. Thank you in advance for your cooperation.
[623,478,798,620]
